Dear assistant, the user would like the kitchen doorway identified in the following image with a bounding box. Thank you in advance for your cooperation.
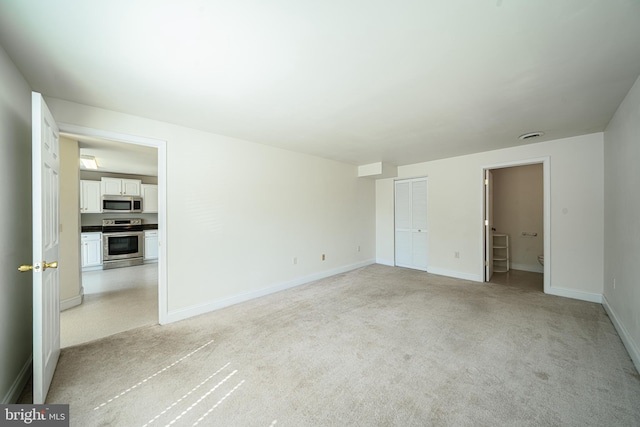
[59,124,167,346]
[482,158,550,293]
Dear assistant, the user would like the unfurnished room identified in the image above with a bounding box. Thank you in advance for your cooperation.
[1,1,639,426]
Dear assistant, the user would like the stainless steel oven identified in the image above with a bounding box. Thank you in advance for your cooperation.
[102,218,144,269]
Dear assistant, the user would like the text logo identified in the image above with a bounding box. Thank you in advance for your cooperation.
[1,405,69,427]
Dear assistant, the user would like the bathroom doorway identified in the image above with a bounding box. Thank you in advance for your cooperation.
[483,158,549,292]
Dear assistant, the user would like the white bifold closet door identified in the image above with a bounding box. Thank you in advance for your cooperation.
[395,177,428,270]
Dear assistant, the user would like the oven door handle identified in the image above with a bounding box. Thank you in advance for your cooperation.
[103,231,144,237]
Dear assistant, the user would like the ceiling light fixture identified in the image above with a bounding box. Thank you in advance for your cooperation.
[80,155,99,169]
[518,131,545,141]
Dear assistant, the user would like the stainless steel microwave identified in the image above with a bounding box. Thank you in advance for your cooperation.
[102,195,142,213]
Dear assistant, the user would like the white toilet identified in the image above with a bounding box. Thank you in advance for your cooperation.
[537,255,544,266]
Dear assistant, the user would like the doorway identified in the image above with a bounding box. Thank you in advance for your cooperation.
[58,124,167,346]
[483,158,550,293]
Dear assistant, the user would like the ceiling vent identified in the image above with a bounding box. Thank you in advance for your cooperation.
[518,132,545,140]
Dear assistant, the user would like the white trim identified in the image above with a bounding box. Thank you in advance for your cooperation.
[376,258,395,267]
[60,123,163,148]
[543,158,551,295]
[396,264,427,272]
[57,123,169,325]
[2,356,32,404]
[427,267,483,282]
[602,295,640,373]
[481,157,550,295]
[60,293,83,311]
[546,286,602,303]
[166,259,375,324]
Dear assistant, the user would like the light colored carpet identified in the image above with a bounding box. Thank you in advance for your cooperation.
[42,265,640,426]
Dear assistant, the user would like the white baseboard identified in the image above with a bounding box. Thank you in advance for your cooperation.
[374,261,483,282]
[602,295,640,374]
[511,263,544,273]
[166,259,376,324]
[427,267,483,282]
[60,293,83,311]
[375,258,394,267]
[2,356,31,404]
[545,286,603,304]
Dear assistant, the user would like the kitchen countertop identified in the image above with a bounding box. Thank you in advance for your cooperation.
[81,224,158,233]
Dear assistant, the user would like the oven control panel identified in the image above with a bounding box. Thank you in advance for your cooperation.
[103,218,142,226]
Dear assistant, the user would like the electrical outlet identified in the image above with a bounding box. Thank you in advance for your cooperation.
[613,278,616,289]
[293,257,297,265]
[357,245,361,252]
[454,251,460,259]
[322,254,326,261]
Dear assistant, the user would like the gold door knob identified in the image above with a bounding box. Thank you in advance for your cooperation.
[17,261,58,272]
[43,261,58,270]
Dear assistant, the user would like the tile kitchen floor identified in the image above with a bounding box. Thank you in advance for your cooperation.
[61,263,158,348]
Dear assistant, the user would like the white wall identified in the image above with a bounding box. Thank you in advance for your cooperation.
[43,98,376,321]
[376,133,604,302]
[493,164,544,273]
[603,75,640,371]
[0,44,33,403]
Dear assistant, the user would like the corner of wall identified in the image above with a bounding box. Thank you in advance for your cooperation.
[602,295,640,373]
[0,41,34,405]
[1,357,32,404]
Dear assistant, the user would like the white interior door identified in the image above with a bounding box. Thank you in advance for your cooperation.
[395,177,428,271]
[395,180,411,267]
[484,169,494,281]
[32,92,61,403]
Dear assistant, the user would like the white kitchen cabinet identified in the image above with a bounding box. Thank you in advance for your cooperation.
[141,184,158,213]
[80,180,101,213]
[81,232,102,270]
[122,179,141,196]
[144,230,158,261]
[101,177,141,196]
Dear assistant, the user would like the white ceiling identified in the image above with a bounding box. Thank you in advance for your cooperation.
[1,1,639,167]
[66,134,158,176]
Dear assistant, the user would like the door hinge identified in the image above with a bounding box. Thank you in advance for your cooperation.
[484,178,488,185]
[484,219,489,226]
[484,260,489,266]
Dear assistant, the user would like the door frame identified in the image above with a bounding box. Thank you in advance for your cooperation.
[484,169,494,281]
[58,123,169,324]
[481,157,550,294]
